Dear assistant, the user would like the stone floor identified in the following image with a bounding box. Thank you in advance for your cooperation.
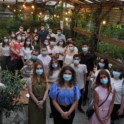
[2,97,88,124]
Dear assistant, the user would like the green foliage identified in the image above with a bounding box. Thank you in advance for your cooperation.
[0,70,25,117]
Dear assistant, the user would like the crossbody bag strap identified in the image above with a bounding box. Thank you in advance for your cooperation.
[98,90,111,107]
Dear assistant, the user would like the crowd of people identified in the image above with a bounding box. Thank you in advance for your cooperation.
[0,25,124,124]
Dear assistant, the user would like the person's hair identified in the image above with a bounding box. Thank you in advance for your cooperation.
[32,49,39,54]
[57,28,62,31]
[97,57,109,70]
[82,42,88,46]
[31,62,47,85]
[67,37,73,40]
[73,54,80,59]
[57,39,65,47]
[93,69,111,91]
[68,42,75,46]
[2,36,9,47]
[48,59,60,76]
[27,60,33,65]
[49,37,56,42]
[33,34,40,43]
[57,66,76,87]
[24,37,32,50]
[112,65,123,79]
[41,45,47,50]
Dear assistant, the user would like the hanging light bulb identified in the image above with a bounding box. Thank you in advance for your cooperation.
[102,20,106,25]
[32,5,35,9]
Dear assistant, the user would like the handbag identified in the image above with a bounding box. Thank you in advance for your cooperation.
[86,91,111,119]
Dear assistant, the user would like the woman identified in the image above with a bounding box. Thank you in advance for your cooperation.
[111,65,124,124]
[1,36,11,70]
[10,31,16,43]
[57,39,65,67]
[32,28,38,38]
[44,39,49,46]
[49,66,80,124]
[20,37,34,64]
[47,59,61,118]
[89,69,115,124]
[46,34,51,40]
[28,62,48,124]
[63,42,77,66]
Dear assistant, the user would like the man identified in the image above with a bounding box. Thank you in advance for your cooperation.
[48,28,55,37]
[79,42,94,106]
[47,37,59,59]
[38,25,48,44]
[70,54,87,113]
[16,26,25,35]
[55,28,66,44]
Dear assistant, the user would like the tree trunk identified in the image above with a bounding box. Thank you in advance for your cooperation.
[0,111,2,124]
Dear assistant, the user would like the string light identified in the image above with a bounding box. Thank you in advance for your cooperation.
[32,5,35,9]
[31,12,33,14]
[102,20,106,25]
[65,18,68,21]
[54,14,56,17]
[14,10,16,12]
[57,16,59,18]
[7,5,10,8]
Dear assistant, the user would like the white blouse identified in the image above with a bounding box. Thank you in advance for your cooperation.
[64,54,73,66]
[57,46,65,60]
[1,46,11,56]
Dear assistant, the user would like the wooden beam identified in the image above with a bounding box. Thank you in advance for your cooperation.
[95,52,124,69]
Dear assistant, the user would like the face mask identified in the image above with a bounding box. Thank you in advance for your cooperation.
[46,36,50,40]
[34,30,37,33]
[50,41,55,46]
[52,64,58,68]
[69,47,74,51]
[98,62,105,68]
[4,39,8,43]
[59,42,63,46]
[11,34,15,38]
[49,30,52,33]
[82,47,88,52]
[42,51,47,56]
[63,74,72,81]
[44,42,48,45]
[27,30,30,33]
[22,36,25,40]
[20,29,23,32]
[36,69,43,75]
[57,32,61,35]
[34,37,38,41]
[100,78,108,85]
[113,71,121,78]
[31,55,37,60]
[74,60,79,65]
[17,36,22,41]
[41,28,44,30]
[26,41,30,45]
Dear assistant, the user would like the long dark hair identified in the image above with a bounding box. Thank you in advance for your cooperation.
[97,57,109,70]
[48,59,60,76]
[57,66,76,87]
[57,39,65,48]
[2,36,9,47]
[93,69,111,91]
[24,37,32,50]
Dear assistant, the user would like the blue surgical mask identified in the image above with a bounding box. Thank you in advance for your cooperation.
[100,78,108,85]
[31,55,37,60]
[26,41,30,45]
[69,47,74,51]
[63,74,72,81]
[34,30,37,33]
[42,51,47,56]
[41,28,44,30]
[20,29,23,32]
[34,37,38,41]
[46,36,50,39]
[17,36,22,41]
[36,69,43,75]
[59,42,63,46]
[74,60,79,65]
[49,30,52,33]
[82,47,88,52]
[4,39,8,43]
[52,64,58,68]
[57,32,61,35]
[11,34,15,38]
[44,42,48,45]
[98,62,105,68]
[50,41,55,46]
[113,71,121,78]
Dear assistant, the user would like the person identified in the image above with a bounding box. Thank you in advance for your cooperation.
[47,59,61,118]
[9,31,16,43]
[1,36,11,70]
[16,26,25,35]
[38,25,48,44]
[111,65,124,124]
[46,34,51,40]
[63,42,77,66]
[48,28,55,37]
[32,28,38,38]
[37,46,51,73]
[55,29,66,44]
[44,39,49,46]
[49,66,80,124]
[79,42,94,106]
[24,50,41,65]
[10,33,24,73]
[28,61,48,124]
[21,33,26,43]
[56,39,65,67]
[88,69,115,124]
[26,28,31,38]
[20,37,34,64]
[47,37,59,59]
[70,54,87,113]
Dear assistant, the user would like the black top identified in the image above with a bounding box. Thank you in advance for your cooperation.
[79,52,94,75]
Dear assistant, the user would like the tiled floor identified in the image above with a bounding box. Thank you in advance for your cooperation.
[2,97,88,124]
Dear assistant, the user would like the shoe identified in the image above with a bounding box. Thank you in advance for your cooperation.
[78,108,85,113]
[83,100,86,106]
[49,113,53,118]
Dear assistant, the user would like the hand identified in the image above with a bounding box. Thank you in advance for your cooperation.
[118,109,123,116]
[86,76,90,81]
[61,111,70,119]
[103,116,109,123]
[99,118,106,124]
[36,100,44,109]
